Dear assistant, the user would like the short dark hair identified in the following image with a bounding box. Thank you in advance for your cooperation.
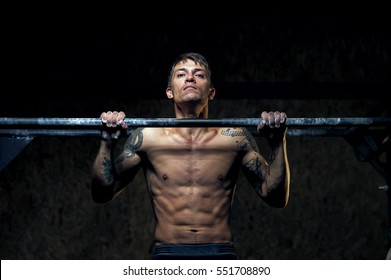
[167,52,213,87]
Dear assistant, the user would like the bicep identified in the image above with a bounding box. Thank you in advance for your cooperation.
[242,150,267,177]
[236,128,266,182]
[114,128,144,185]
[241,148,269,195]
[114,149,142,175]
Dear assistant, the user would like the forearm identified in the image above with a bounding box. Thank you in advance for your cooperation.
[263,136,290,207]
[91,139,117,203]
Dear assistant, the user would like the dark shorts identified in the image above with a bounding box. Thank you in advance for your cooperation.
[152,243,238,260]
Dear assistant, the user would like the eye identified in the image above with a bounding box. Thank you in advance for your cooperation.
[195,73,205,79]
[176,73,185,78]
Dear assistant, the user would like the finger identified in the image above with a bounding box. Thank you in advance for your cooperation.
[106,111,113,127]
[118,111,126,121]
[257,111,268,130]
[119,120,128,129]
[118,111,128,129]
[268,112,275,128]
[274,111,281,128]
[100,112,107,123]
[280,112,287,123]
[120,122,128,129]
[261,111,269,123]
[112,111,119,127]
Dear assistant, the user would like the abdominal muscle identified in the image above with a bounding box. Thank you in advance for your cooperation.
[152,183,234,244]
[146,158,237,244]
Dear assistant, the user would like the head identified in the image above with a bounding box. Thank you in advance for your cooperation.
[166,53,216,118]
[167,52,213,88]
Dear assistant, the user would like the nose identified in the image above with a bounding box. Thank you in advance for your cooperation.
[185,73,195,82]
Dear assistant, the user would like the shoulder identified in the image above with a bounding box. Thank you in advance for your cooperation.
[126,127,166,148]
[128,127,161,137]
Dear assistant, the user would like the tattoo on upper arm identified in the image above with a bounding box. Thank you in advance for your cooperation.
[243,129,259,152]
[243,156,263,193]
[222,128,264,193]
[221,128,259,152]
[116,128,144,163]
[125,128,144,156]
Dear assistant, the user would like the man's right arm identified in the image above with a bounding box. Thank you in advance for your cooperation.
[91,112,142,203]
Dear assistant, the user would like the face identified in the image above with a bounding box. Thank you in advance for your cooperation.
[166,59,215,103]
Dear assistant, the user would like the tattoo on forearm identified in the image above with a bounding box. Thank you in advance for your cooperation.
[102,156,114,183]
[269,149,278,164]
[244,156,263,193]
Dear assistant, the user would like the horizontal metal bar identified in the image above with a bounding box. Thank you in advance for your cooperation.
[0,129,347,137]
[0,129,103,137]
[0,127,388,137]
[1,117,391,127]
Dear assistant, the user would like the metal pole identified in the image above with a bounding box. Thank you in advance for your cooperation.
[3,128,383,137]
[1,117,389,137]
[1,117,391,127]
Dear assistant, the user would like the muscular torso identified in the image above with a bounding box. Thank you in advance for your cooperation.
[137,127,248,244]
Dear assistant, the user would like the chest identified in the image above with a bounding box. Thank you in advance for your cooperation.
[149,133,240,172]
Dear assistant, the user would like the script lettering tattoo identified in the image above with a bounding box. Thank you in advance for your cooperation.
[221,128,246,137]
[244,156,263,193]
[102,156,114,183]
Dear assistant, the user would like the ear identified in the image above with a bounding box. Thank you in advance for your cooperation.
[208,88,216,100]
[166,88,173,99]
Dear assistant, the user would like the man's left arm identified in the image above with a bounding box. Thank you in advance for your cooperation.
[241,112,290,208]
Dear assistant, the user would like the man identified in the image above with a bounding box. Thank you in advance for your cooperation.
[91,52,290,259]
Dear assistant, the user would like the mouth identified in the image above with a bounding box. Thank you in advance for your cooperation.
[183,85,197,91]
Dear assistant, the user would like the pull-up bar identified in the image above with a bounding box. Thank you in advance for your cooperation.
[0,117,390,137]
[1,117,391,127]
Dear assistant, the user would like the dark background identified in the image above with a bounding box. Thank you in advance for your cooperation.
[1,7,390,259]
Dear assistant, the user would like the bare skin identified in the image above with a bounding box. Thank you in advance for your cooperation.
[91,54,290,245]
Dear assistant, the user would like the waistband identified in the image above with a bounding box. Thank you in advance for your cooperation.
[153,243,237,260]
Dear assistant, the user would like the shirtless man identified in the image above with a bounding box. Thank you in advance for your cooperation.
[91,52,290,259]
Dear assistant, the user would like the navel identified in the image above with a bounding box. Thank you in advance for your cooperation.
[218,175,224,183]
[163,174,168,181]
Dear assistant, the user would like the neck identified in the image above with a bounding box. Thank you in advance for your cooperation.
[174,103,209,119]
[172,103,210,136]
